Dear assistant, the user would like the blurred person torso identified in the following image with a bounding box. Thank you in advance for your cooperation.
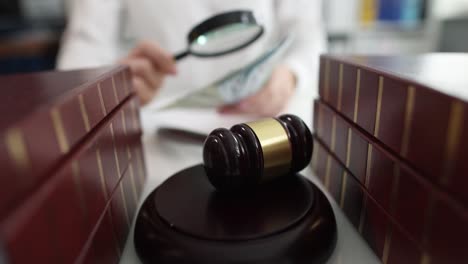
[58,0,326,109]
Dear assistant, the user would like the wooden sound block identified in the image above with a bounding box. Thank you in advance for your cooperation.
[134,165,337,264]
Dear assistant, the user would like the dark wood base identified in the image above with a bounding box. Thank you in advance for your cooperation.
[134,165,337,264]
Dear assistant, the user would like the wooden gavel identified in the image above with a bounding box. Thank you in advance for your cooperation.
[203,114,313,192]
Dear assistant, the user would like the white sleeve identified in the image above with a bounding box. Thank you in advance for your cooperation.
[274,0,327,99]
[56,0,122,70]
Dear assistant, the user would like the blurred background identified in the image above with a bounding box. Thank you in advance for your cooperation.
[0,0,467,75]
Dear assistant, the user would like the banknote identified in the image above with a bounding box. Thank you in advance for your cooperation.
[163,34,294,109]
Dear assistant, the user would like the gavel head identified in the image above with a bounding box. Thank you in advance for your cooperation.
[203,114,313,192]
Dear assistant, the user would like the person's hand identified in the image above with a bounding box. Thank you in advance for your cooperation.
[218,65,297,117]
[119,41,176,105]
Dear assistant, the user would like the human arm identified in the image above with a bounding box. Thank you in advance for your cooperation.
[57,0,176,104]
[218,0,326,116]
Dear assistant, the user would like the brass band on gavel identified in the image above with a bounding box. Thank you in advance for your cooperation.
[203,114,313,192]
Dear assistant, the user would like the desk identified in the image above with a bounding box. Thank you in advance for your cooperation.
[119,112,381,264]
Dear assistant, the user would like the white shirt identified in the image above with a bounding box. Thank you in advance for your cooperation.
[57,0,326,117]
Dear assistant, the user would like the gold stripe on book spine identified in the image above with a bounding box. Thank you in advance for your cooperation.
[111,77,119,104]
[326,114,337,189]
[324,155,332,189]
[5,127,30,171]
[97,83,107,115]
[51,108,69,153]
[110,123,121,176]
[420,253,431,264]
[345,128,352,167]
[353,69,361,123]
[381,225,393,264]
[121,111,128,135]
[374,77,384,137]
[342,125,353,212]
[324,59,331,101]
[78,94,91,132]
[121,107,135,202]
[127,145,132,160]
[339,171,348,208]
[311,139,319,169]
[317,103,324,137]
[95,148,109,199]
[400,86,415,157]
[245,118,292,180]
[120,109,130,171]
[365,145,373,188]
[331,116,337,151]
[337,63,344,110]
[441,101,464,185]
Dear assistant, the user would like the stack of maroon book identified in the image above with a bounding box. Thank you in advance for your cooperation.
[0,66,146,263]
[313,54,468,263]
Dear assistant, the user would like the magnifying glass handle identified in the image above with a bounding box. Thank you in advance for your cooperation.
[174,50,189,61]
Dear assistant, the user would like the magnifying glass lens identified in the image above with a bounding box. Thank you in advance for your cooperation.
[174,10,264,60]
[190,24,263,55]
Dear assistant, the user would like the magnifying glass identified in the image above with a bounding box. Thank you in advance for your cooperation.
[174,10,264,60]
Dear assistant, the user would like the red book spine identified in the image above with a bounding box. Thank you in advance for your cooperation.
[313,101,468,263]
[79,154,145,264]
[313,137,468,264]
[1,96,145,263]
[318,55,468,206]
[0,67,133,219]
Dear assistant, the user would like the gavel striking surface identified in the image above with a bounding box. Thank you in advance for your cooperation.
[134,165,337,264]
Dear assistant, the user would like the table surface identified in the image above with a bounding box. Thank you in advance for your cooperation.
[119,111,381,264]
